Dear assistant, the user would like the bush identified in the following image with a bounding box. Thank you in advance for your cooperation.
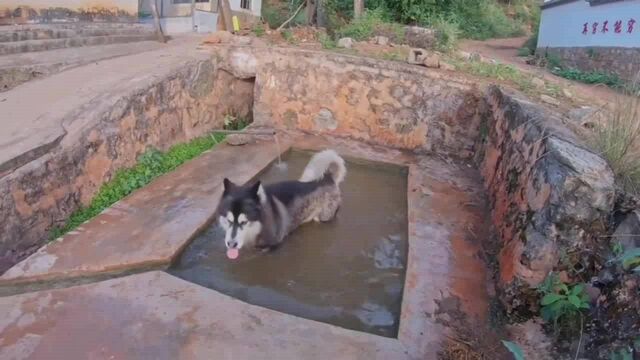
[552,68,624,88]
[335,8,404,42]
[430,16,460,52]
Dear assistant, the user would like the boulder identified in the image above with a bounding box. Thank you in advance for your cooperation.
[404,26,436,49]
[423,53,440,68]
[337,37,354,49]
[372,36,389,46]
[407,48,427,65]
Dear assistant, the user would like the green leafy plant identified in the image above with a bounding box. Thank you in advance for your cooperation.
[610,348,633,360]
[335,8,404,42]
[502,340,526,360]
[619,247,640,271]
[317,32,337,49]
[49,133,226,240]
[281,29,295,44]
[552,68,623,88]
[223,114,250,131]
[612,242,625,257]
[539,279,590,324]
[430,15,460,52]
[517,47,532,57]
[252,23,266,37]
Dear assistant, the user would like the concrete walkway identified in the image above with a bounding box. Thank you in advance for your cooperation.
[0,34,207,177]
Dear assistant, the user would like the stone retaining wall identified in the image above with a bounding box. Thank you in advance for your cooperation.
[539,47,640,82]
[0,60,254,273]
[477,86,615,311]
[225,47,483,157]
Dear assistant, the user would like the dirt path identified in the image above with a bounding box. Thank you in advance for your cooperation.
[460,37,619,106]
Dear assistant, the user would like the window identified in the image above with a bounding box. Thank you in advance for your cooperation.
[173,0,208,4]
[240,0,251,10]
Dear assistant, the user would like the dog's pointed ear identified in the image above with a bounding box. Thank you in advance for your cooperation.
[223,178,235,193]
[250,181,267,202]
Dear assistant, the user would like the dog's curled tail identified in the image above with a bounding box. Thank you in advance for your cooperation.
[299,149,347,185]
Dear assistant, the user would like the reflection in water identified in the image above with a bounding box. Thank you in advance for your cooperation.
[169,150,408,337]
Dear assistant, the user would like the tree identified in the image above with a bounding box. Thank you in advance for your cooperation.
[354,0,364,19]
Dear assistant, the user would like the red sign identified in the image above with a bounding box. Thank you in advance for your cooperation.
[583,19,636,35]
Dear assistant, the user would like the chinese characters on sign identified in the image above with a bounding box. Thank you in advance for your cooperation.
[583,18,636,34]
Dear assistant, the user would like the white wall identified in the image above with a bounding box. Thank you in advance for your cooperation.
[538,0,640,48]
[229,0,261,17]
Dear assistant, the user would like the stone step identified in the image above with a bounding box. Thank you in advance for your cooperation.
[0,34,158,55]
[0,27,155,43]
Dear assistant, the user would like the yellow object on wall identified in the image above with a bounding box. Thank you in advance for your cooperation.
[232,15,240,32]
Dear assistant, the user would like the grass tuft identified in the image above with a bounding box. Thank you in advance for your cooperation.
[590,90,640,194]
[50,132,227,240]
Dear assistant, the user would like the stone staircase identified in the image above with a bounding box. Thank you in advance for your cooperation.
[0,22,162,91]
[0,23,157,55]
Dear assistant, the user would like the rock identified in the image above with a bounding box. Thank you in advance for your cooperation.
[456,50,472,60]
[372,36,389,46]
[612,210,640,250]
[203,30,233,44]
[404,26,436,49]
[532,78,545,89]
[226,48,257,79]
[562,88,573,98]
[423,53,440,68]
[584,284,601,303]
[440,62,455,71]
[226,134,252,146]
[235,36,252,45]
[337,37,354,49]
[314,108,338,131]
[506,319,554,360]
[540,94,560,106]
[567,106,600,128]
[407,48,427,65]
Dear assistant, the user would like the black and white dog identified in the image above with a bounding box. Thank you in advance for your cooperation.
[216,150,346,259]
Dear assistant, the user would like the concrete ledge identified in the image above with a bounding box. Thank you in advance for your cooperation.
[0,140,289,287]
[1,133,491,359]
[0,39,254,272]
[0,271,403,359]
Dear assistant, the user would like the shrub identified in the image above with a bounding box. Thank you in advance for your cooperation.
[317,32,337,49]
[552,68,624,88]
[335,8,404,42]
[517,47,532,57]
[430,16,460,52]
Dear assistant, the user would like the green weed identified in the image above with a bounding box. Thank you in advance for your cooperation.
[335,8,404,42]
[552,68,624,88]
[49,133,227,240]
[619,247,640,271]
[538,273,589,326]
[252,23,266,37]
[223,114,250,131]
[517,47,532,57]
[281,29,296,44]
[430,15,460,52]
[317,32,337,49]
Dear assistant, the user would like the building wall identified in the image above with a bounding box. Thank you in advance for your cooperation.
[538,0,640,48]
[537,0,640,80]
[0,0,138,24]
[140,0,260,18]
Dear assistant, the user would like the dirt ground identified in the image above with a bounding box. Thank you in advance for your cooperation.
[459,37,620,107]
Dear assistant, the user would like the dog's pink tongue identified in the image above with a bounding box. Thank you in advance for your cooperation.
[226,248,239,260]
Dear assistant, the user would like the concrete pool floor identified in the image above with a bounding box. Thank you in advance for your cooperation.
[0,132,491,359]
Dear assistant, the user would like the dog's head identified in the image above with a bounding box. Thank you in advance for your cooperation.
[216,178,264,250]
